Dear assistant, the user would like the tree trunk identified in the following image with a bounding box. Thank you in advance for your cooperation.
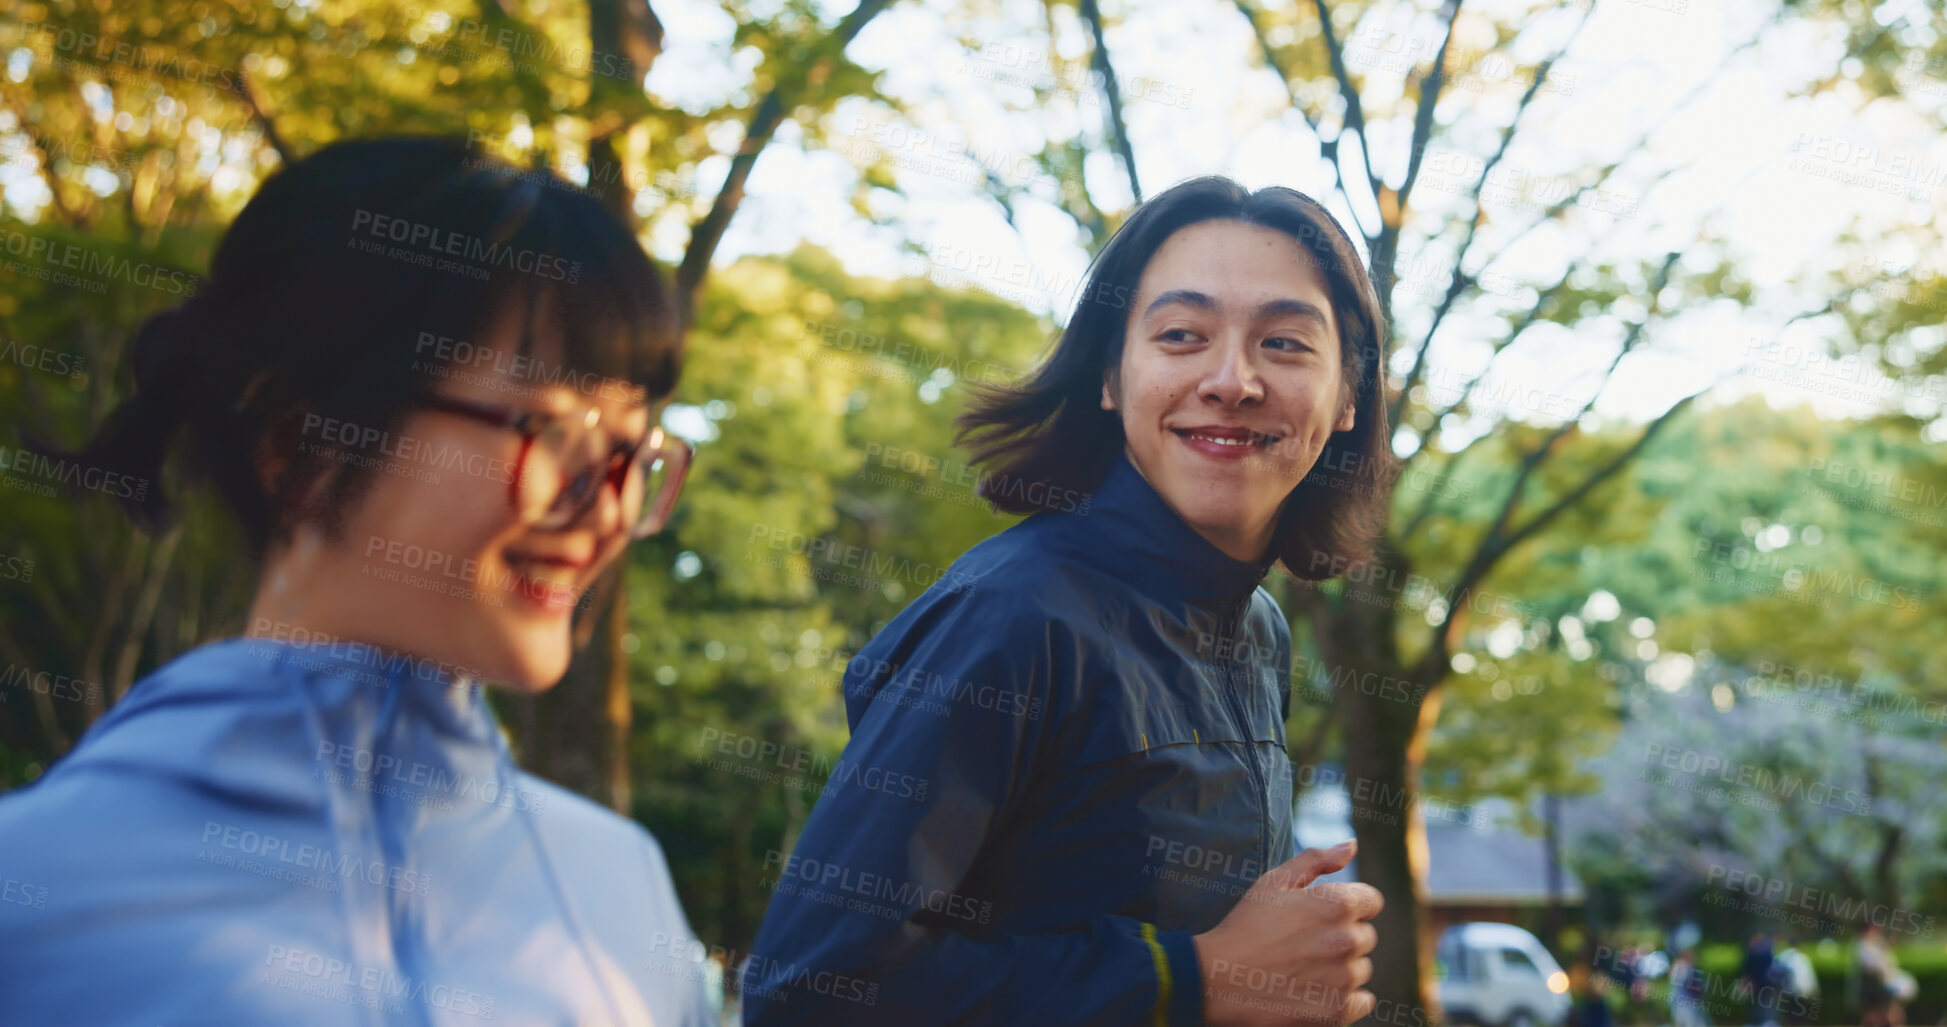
[1313,551,1442,1025]
[1341,678,1441,1022]
[1544,792,1564,949]
[512,570,632,812]
[504,0,661,814]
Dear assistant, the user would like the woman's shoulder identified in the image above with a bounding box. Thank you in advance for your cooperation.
[16,639,322,792]
[510,772,679,881]
[508,771,706,981]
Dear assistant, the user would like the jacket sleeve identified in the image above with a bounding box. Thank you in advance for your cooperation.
[741,590,1202,1026]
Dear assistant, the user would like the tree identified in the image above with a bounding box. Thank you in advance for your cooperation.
[1426,400,1947,939]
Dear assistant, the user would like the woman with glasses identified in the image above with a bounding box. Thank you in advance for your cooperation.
[0,138,708,1025]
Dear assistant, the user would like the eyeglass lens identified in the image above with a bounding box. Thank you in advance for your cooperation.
[517,415,680,536]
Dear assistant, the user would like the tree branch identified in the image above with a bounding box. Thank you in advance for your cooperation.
[1393,280,1567,540]
[1418,278,1568,436]
[1417,383,1698,681]
[1415,249,1685,670]
[1396,446,1470,543]
[1386,0,1462,223]
[111,520,182,702]
[1365,0,1463,311]
[674,0,894,326]
[1862,749,1905,911]
[1774,770,1865,898]
[1231,0,1355,215]
[230,71,296,166]
[1077,0,1141,203]
[1390,6,1765,442]
[1388,13,1589,431]
[1392,154,1682,460]
[584,0,665,219]
[1308,0,1380,222]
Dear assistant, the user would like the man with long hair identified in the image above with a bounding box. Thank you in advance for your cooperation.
[745,177,1396,1026]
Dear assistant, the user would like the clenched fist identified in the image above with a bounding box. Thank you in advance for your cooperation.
[1192,840,1384,1026]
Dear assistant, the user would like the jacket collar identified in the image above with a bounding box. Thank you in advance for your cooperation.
[229,636,499,745]
[1056,447,1275,616]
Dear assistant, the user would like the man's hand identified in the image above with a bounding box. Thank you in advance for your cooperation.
[1192,840,1384,1026]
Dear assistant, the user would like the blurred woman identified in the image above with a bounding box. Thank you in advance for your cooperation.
[1857,924,1908,1027]
[745,177,1393,1025]
[0,138,710,1025]
[1672,948,1713,1027]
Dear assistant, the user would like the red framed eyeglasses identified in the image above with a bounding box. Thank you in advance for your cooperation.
[415,392,692,539]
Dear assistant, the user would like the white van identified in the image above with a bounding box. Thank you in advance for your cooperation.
[1435,922,1572,1027]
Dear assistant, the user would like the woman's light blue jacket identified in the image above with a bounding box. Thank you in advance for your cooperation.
[0,637,715,1026]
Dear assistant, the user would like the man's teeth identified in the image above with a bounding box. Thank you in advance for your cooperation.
[1187,431,1270,447]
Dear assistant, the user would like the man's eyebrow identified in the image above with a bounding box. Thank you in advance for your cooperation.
[1140,290,1332,332]
[1256,298,1332,331]
[1141,289,1218,320]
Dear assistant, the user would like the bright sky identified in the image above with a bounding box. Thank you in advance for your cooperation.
[648,0,1947,442]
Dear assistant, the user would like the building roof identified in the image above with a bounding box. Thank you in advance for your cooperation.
[1296,782,1586,905]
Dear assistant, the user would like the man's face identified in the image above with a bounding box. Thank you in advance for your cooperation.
[1103,219,1354,562]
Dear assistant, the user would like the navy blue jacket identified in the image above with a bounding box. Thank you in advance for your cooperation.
[744,449,1297,1025]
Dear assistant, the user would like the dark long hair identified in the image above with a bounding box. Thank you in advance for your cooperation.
[52,136,681,559]
[955,176,1393,580]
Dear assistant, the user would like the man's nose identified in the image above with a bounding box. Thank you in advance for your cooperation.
[1200,338,1265,404]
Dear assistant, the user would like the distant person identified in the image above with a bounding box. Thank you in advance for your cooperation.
[703,949,728,1022]
[0,138,708,1024]
[1743,932,1777,1027]
[1672,948,1714,1027]
[1623,945,1650,1005]
[1771,935,1820,1025]
[1857,924,1908,1027]
[1609,944,1648,1025]
[1571,940,1616,1027]
[743,176,1395,1024]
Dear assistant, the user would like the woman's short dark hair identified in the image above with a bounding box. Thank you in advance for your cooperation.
[58,136,681,559]
[955,176,1392,581]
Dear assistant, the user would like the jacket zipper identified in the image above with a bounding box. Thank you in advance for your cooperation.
[1212,596,1270,880]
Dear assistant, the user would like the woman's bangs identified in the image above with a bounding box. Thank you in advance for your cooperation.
[475,171,682,403]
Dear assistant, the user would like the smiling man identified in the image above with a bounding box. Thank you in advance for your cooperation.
[745,178,1395,1027]
[1107,220,1360,564]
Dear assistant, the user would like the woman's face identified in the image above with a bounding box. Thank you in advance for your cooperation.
[1103,218,1354,563]
[258,313,655,692]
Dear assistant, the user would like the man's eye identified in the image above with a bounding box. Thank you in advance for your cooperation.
[1265,336,1310,352]
[1160,329,1201,344]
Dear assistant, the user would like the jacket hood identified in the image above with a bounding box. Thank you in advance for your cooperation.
[0,636,715,1025]
[64,637,504,809]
